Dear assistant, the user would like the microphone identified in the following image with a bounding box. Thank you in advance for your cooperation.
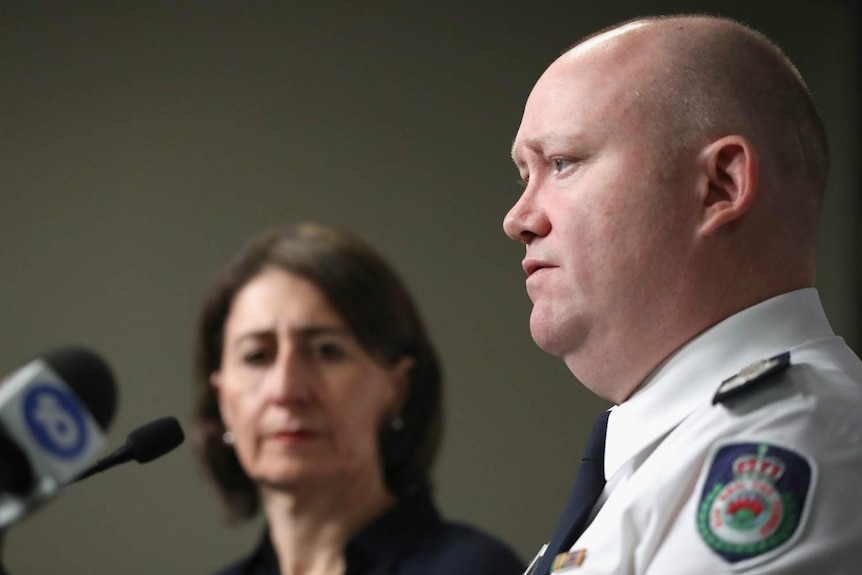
[73,416,184,482]
[0,347,117,528]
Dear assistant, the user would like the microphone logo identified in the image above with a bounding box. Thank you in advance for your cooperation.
[1,348,116,528]
[0,359,106,488]
[22,385,88,459]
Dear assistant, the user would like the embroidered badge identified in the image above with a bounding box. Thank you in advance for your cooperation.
[712,352,791,405]
[697,442,813,565]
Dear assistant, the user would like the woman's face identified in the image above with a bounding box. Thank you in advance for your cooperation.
[211,268,410,491]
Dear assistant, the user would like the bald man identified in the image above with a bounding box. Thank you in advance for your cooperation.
[505,15,861,574]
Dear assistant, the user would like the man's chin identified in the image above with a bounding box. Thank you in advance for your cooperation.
[529,310,575,358]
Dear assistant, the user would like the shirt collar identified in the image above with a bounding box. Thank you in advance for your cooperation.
[604,288,834,481]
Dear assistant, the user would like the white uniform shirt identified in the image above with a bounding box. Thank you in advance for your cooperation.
[558,289,862,573]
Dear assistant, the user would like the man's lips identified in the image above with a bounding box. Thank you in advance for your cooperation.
[522,258,556,277]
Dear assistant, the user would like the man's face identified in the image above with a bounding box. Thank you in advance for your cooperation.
[504,39,700,398]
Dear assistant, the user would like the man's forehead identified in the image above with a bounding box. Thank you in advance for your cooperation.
[541,24,660,97]
[509,21,662,165]
[562,20,651,61]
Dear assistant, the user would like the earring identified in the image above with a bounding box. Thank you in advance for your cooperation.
[391,415,404,432]
[222,430,235,445]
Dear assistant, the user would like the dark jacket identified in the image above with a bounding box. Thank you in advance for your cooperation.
[215,488,525,575]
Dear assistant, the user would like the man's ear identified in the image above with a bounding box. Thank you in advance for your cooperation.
[698,135,758,237]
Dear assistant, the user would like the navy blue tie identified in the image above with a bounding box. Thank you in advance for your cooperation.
[533,410,610,575]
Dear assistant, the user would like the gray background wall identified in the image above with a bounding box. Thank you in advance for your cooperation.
[1,2,858,574]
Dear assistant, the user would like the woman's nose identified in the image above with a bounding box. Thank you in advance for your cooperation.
[267,350,313,406]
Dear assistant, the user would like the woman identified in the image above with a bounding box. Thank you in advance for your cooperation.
[192,223,525,575]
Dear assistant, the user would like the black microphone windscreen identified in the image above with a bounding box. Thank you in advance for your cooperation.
[0,436,33,494]
[127,416,184,463]
[42,347,118,430]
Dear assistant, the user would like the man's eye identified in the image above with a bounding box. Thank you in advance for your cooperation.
[551,158,574,173]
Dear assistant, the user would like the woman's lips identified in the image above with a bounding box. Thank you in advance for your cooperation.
[267,429,319,444]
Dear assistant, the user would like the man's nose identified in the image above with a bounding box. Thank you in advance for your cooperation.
[503,186,549,244]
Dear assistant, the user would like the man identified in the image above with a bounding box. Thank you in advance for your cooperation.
[504,15,862,574]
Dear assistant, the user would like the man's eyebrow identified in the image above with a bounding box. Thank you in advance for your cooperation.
[511,137,541,165]
[510,138,521,164]
[513,132,589,164]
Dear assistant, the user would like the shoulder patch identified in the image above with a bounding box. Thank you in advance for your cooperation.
[712,352,791,405]
[696,441,815,568]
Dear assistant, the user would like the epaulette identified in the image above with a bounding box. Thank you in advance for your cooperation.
[712,351,791,405]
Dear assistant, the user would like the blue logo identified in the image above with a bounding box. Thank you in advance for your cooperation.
[22,384,89,459]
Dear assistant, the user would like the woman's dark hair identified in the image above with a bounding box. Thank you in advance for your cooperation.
[192,223,443,521]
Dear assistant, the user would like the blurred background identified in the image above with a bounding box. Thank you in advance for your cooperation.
[1,1,859,573]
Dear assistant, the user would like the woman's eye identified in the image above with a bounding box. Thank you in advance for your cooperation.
[313,342,345,361]
[243,349,271,365]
